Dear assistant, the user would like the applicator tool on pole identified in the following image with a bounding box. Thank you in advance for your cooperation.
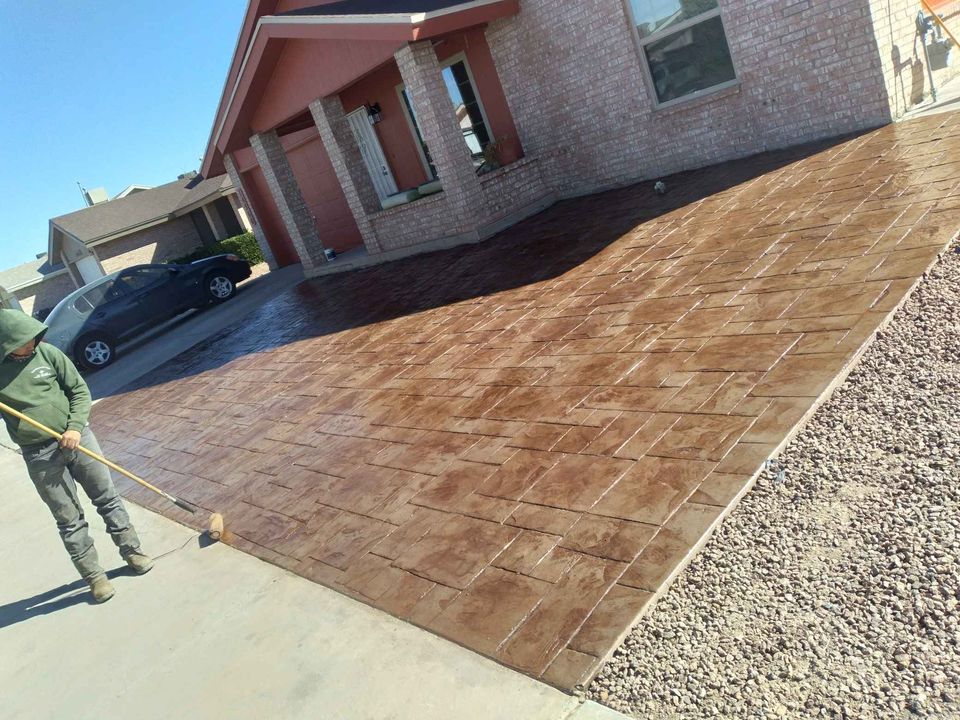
[0,400,224,539]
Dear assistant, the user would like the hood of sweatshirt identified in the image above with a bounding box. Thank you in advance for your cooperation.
[0,309,48,359]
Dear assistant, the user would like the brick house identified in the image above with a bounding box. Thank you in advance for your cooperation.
[200,0,959,276]
[28,172,252,317]
[0,255,74,319]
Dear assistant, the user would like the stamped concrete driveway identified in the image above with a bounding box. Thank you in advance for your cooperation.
[92,112,960,691]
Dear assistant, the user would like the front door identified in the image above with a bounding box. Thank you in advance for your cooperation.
[346,108,399,203]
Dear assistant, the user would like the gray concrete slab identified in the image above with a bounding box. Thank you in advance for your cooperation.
[0,449,630,720]
[87,263,305,400]
[901,72,960,120]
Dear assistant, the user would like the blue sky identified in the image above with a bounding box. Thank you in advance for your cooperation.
[0,1,247,269]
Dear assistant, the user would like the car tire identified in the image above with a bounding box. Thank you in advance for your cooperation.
[76,334,116,371]
[205,273,236,302]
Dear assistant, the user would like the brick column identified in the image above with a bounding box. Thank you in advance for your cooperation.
[395,41,483,233]
[309,96,382,254]
[249,130,326,271]
[224,154,278,270]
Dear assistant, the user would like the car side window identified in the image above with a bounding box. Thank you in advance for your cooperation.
[73,280,118,314]
[116,267,170,293]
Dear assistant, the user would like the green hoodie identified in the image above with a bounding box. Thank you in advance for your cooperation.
[0,309,91,446]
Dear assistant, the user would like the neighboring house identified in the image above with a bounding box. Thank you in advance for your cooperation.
[199,0,960,278]
[0,255,74,318]
[48,171,252,291]
[0,172,252,319]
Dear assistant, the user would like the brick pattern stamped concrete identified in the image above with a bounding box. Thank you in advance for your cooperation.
[93,112,960,690]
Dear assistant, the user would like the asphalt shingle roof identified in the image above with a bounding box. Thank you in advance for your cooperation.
[0,257,66,291]
[52,174,232,243]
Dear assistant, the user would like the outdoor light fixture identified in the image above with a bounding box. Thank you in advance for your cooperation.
[367,102,383,125]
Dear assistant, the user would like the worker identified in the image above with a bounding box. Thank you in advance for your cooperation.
[0,309,152,603]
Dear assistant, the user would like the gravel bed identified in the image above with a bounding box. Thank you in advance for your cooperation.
[588,242,960,719]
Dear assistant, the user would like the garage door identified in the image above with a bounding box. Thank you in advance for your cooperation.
[287,136,364,254]
[244,167,301,267]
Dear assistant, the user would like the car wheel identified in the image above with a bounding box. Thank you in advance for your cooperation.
[76,334,116,371]
[205,273,236,302]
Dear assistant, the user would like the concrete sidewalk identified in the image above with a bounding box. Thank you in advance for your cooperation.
[0,449,625,720]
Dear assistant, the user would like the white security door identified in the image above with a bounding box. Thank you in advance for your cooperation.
[346,108,399,203]
[75,255,104,285]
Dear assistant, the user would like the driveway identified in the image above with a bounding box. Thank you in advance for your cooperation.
[86,263,304,399]
[91,111,960,691]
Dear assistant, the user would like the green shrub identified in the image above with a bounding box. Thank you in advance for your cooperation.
[221,232,265,265]
[168,232,265,266]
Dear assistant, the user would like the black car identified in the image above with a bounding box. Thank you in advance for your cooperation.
[44,255,252,370]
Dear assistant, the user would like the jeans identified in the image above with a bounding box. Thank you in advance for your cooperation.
[23,426,141,581]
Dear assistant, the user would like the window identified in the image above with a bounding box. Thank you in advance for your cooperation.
[73,280,119,314]
[628,0,737,105]
[441,60,491,167]
[397,55,494,175]
[115,267,169,293]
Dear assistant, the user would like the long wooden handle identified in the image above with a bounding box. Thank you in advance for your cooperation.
[0,400,197,513]
[921,0,960,47]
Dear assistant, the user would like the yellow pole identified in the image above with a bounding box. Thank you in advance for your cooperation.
[0,400,198,513]
[921,0,960,48]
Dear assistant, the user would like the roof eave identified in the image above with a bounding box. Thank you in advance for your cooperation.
[8,268,69,293]
[200,0,519,178]
[174,188,236,217]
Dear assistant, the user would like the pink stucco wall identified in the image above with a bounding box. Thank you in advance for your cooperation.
[435,26,523,165]
[336,27,525,193]
[339,62,431,192]
[250,39,402,134]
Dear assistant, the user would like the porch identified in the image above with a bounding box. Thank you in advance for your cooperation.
[204,0,553,277]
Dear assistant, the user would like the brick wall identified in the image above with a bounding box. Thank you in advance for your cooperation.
[396,42,485,234]
[480,157,552,225]
[369,158,553,253]
[371,193,457,251]
[486,0,898,199]
[94,215,204,275]
[14,273,77,318]
[225,155,279,269]
[870,0,960,118]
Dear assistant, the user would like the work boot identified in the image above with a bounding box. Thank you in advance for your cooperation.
[124,551,154,575]
[88,575,116,604]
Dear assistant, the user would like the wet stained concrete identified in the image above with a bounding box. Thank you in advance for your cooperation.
[93,111,960,690]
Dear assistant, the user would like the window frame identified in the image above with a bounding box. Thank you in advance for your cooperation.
[395,52,495,176]
[72,279,120,315]
[622,0,740,110]
[439,53,494,160]
[115,265,172,294]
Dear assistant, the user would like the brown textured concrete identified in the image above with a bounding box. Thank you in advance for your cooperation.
[93,113,960,690]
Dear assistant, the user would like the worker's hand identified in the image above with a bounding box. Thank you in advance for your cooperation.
[60,430,82,450]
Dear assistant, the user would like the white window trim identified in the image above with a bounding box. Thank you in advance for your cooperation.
[438,51,494,144]
[395,51,494,176]
[622,1,740,110]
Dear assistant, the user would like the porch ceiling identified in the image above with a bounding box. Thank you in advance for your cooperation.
[201,0,518,177]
